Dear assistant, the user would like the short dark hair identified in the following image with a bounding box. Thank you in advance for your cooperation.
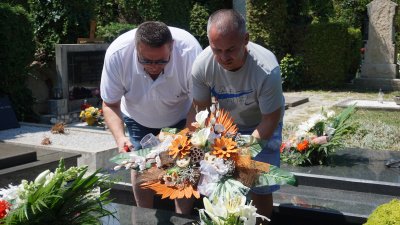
[135,21,173,47]
[207,9,246,37]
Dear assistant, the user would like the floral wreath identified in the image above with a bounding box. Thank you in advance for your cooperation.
[111,102,296,201]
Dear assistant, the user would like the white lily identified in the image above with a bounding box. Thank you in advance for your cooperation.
[34,169,50,185]
[210,104,216,113]
[202,197,226,224]
[195,109,209,128]
[191,127,211,147]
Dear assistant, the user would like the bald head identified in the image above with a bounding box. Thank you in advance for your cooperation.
[207,9,247,38]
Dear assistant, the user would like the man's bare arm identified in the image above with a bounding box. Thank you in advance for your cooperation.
[102,101,132,152]
[252,107,281,140]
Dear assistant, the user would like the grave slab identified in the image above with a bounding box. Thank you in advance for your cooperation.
[0,144,37,169]
[0,142,79,187]
[284,96,309,107]
[335,99,400,111]
[100,203,196,225]
[0,122,117,172]
[107,147,400,224]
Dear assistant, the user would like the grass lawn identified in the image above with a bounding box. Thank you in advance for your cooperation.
[341,109,400,151]
[283,90,400,152]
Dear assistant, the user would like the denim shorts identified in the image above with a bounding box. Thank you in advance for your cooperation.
[123,115,186,150]
[241,122,283,194]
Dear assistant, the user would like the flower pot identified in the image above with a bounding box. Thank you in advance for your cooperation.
[394,96,400,105]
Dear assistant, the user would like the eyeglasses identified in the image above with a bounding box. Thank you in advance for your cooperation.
[137,55,170,65]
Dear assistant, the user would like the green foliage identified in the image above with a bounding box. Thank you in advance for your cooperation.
[331,0,370,28]
[246,0,287,59]
[346,27,362,81]
[117,0,161,24]
[1,0,29,9]
[0,3,36,121]
[190,3,209,48]
[28,0,96,63]
[280,54,305,91]
[302,23,357,88]
[364,199,400,225]
[308,0,334,23]
[96,22,137,43]
[0,159,115,225]
[159,0,192,30]
[94,0,120,26]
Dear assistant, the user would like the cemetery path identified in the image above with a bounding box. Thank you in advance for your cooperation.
[283,90,380,125]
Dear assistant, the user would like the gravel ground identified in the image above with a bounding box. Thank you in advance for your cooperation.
[0,123,116,152]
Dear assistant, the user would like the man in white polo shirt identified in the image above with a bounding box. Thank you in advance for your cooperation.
[100,21,202,214]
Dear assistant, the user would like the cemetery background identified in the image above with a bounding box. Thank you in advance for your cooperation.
[1,0,400,224]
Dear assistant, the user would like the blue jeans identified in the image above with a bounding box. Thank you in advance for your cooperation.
[123,115,186,150]
[241,122,283,194]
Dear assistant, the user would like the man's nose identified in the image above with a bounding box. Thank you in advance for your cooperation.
[220,52,230,61]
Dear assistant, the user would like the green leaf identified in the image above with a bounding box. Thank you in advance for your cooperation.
[209,178,250,202]
[161,127,179,134]
[254,165,298,187]
[249,143,263,157]
[109,147,154,164]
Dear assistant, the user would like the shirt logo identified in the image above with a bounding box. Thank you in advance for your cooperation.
[211,86,253,100]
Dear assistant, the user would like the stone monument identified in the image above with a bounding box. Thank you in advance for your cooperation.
[356,0,400,91]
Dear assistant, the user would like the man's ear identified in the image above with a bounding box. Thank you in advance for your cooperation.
[169,40,174,51]
[244,33,249,45]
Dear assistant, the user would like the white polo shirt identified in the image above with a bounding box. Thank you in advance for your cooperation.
[100,27,202,128]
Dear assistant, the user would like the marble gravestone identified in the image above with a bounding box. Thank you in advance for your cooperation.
[356,0,400,90]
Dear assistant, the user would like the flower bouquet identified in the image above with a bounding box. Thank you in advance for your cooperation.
[111,102,296,202]
[197,192,269,225]
[0,159,115,224]
[79,106,104,126]
[280,105,356,166]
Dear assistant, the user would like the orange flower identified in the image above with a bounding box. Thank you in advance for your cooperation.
[211,136,238,159]
[297,140,309,152]
[280,143,286,153]
[207,109,238,136]
[177,128,190,136]
[141,181,200,199]
[169,135,191,159]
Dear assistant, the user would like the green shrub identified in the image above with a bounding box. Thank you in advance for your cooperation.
[159,0,192,30]
[364,199,400,225]
[302,23,354,88]
[346,27,362,82]
[246,0,287,59]
[28,0,96,63]
[118,0,161,24]
[280,54,305,91]
[1,0,29,9]
[97,22,137,43]
[190,3,209,48]
[94,0,120,26]
[331,0,370,28]
[0,3,36,121]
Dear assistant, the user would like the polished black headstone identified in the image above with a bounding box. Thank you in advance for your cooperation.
[0,96,19,130]
[0,144,37,169]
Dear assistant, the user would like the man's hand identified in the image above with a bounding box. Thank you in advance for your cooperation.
[117,136,134,153]
[186,100,212,131]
